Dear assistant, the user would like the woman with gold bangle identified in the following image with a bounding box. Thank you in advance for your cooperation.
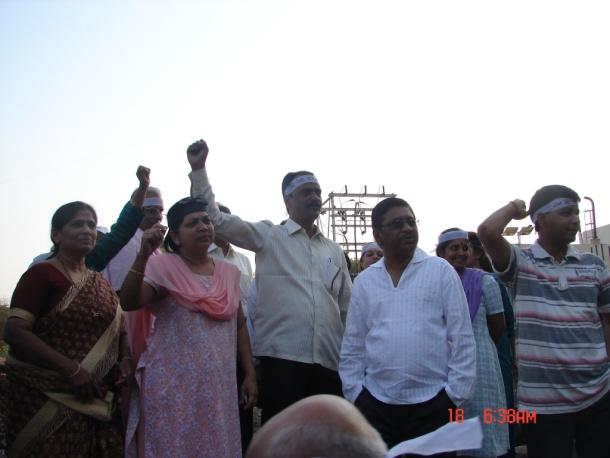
[4,201,132,457]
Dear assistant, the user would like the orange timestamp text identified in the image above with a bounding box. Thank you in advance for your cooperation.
[448,408,537,424]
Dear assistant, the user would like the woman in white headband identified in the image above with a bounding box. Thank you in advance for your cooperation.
[359,242,383,271]
[436,228,509,458]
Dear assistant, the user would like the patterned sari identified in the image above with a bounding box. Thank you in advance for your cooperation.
[5,271,124,458]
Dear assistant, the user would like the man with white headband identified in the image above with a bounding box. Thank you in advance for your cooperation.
[478,184,610,458]
[186,139,351,424]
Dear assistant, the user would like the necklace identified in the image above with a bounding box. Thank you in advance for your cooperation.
[57,255,80,285]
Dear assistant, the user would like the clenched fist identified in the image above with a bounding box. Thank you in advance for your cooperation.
[187,139,209,170]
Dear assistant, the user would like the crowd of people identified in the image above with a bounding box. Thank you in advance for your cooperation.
[2,139,609,458]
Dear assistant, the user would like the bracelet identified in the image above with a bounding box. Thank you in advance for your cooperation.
[67,362,81,378]
[129,268,144,276]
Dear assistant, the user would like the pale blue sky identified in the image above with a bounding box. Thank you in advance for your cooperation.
[1,0,609,300]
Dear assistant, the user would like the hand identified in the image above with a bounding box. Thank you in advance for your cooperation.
[136,165,151,189]
[240,373,258,410]
[186,139,209,170]
[509,199,528,220]
[115,357,134,387]
[140,223,166,258]
[68,366,104,403]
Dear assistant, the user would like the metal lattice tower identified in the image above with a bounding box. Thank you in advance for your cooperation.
[318,186,396,260]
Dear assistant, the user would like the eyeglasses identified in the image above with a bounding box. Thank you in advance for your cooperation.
[381,217,419,230]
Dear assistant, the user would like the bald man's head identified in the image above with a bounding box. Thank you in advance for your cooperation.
[247,395,387,458]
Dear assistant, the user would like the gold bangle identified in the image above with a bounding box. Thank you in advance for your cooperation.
[129,268,144,276]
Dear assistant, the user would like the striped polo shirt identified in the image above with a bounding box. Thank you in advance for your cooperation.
[498,241,610,414]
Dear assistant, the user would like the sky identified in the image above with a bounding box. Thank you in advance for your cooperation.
[1,0,608,301]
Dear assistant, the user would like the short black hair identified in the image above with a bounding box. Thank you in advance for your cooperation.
[530,185,580,231]
[218,204,231,214]
[49,201,97,255]
[435,227,464,257]
[529,185,580,217]
[163,197,208,253]
[281,171,314,195]
[371,197,413,229]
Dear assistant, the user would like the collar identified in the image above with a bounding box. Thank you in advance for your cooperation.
[373,247,427,271]
[531,240,582,261]
[284,218,321,237]
[208,242,234,257]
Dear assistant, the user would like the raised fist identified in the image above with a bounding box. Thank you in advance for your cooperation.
[187,139,209,170]
[140,223,166,258]
[136,166,151,188]
[510,199,528,220]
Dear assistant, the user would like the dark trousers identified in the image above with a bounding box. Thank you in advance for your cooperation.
[259,357,342,424]
[236,363,253,454]
[355,387,457,458]
[525,389,610,458]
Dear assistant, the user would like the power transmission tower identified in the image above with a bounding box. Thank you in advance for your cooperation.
[319,186,396,261]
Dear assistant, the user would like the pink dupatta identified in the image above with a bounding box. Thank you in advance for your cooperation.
[144,253,240,320]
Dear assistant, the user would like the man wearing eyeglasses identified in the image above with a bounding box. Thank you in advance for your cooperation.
[187,140,351,425]
[339,197,475,454]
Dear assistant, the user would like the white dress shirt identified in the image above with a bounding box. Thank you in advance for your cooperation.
[190,169,352,371]
[208,242,253,308]
[339,249,476,406]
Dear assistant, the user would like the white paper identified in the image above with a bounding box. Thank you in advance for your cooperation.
[386,417,483,457]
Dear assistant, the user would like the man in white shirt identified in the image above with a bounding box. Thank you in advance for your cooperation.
[208,203,256,453]
[339,197,476,454]
[186,139,351,424]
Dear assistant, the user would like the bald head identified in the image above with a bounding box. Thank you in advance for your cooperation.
[247,395,387,458]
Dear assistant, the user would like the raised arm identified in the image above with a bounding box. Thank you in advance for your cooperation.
[477,199,528,272]
[85,166,150,271]
[119,224,165,310]
[187,139,271,252]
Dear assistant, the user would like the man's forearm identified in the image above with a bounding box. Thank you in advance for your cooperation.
[86,202,142,271]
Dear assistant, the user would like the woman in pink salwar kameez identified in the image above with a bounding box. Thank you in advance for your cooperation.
[121,197,257,458]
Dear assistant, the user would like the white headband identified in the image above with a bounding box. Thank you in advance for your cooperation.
[438,230,469,245]
[143,197,164,208]
[531,197,577,223]
[283,175,319,196]
[361,242,380,257]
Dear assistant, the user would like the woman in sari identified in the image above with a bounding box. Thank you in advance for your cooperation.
[120,197,257,458]
[436,228,509,458]
[4,201,132,457]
